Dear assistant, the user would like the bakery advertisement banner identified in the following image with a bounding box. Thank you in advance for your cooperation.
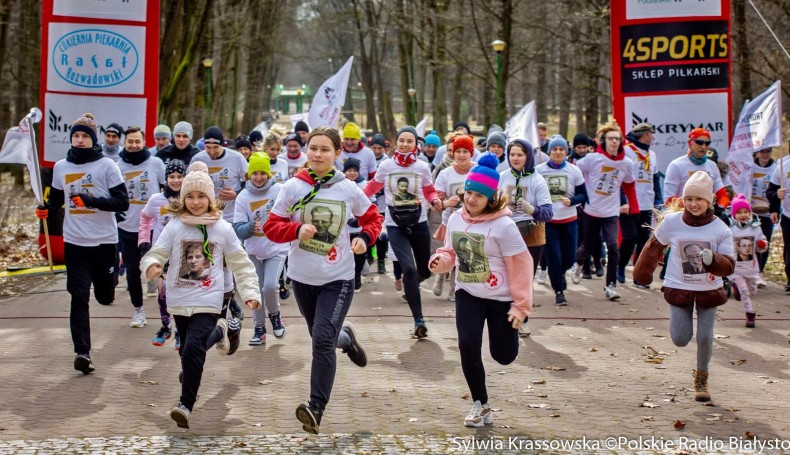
[40,0,160,166]
[611,0,732,169]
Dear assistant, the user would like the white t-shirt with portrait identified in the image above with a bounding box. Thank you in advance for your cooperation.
[270,176,373,285]
[51,157,125,246]
[535,161,586,221]
[497,170,552,223]
[373,158,434,227]
[751,161,776,218]
[190,149,248,222]
[280,152,307,180]
[269,157,290,184]
[653,211,734,291]
[336,146,378,179]
[444,212,527,301]
[434,166,467,224]
[575,152,636,218]
[769,157,790,218]
[234,183,288,261]
[729,223,765,278]
[623,143,658,211]
[140,193,173,245]
[663,155,725,202]
[116,156,166,232]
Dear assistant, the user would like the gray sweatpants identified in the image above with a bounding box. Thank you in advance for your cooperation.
[250,255,285,328]
[669,304,717,371]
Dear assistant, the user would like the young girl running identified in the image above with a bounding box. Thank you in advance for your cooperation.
[263,126,382,434]
[139,159,186,348]
[233,153,288,345]
[634,171,734,402]
[728,194,768,327]
[428,154,533,427]
[363,126,443,337]
[141,168,261,428]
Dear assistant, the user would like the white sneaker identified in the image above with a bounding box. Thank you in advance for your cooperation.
[536,268,547,285]
[604,283,620,301]
[518,322,530,337]
[145,279,158,298]
[215,318,230,354]
[464,400,493,427]
[432,274,445,296]
[756,274,767,289]
[571,263,582,284]
[130,308,147,328]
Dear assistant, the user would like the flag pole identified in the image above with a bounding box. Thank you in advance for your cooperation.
[26,110,53,274]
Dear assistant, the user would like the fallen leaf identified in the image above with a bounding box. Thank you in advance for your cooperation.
[641,416,654,421]
[139,380,158,385]
[756,375,769,379]
[714,334,730,339]
[409,418,418,422]
[640,402,659,408]
[532,380,546,385]
[662,397,676,403]
[730,359,747,366]
[527,403,550,409]
[549,414,560,418]
[259,380,272,385]
[644,358,664,364]
[388,388,397,392]
[436,406,445,409]
[727,407,740,412]
[497,371,507,375]
[766,380,779,384]
[371,307,382,310]
[645,327,655,331]
[491,408,502,412]
[535,394,548,398]
[543,365,566,371]
[494,424,514,429]
[589,347,598,352]
[703,402,717,407]
[706,413,722,421]
[674,420,686,430]
[554,322,564,325]
[359,392,369,397]
[745,431,755,439]
[461,393,470,400]
[253,423,262,427]
[146,403,157,407]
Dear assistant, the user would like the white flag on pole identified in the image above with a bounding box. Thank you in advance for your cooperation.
[289,114,308,131]
[505,101,539,147]
[308,57,354,128]
[0,111,44,203]
[726,81,783,197]
[415,117,428,139]
[252,120,269,137]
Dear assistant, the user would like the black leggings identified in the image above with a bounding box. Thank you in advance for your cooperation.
[388,222,432,321]
[455,289,519,404]
[618,211,653,269]
[577,213,619,286]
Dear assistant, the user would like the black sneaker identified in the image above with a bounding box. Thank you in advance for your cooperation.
[227,318,241,355]
[555,292,567,306]
[295,402,323,434]
[414,319,428,338]
[633,280,650,289]
[279,286,290,300]
[229,298,244,321]
[354,274,362,291]
[377,259,387,274]
[74,353,95,375]
[595,262,605,277]
[582,271,592,280]
[341,325,367,367]
[785,283,790,295]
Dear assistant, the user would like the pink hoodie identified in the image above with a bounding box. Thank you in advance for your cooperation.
[429,206,534,322]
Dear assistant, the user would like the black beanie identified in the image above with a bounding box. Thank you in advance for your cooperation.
[105,123,123,137]
[453,121,471,134]
[249,130,264,145]
[203,126,224,145]
[396,126,419,142]
[285,133,303,147]
[294,121,309,133]
[572,133,590,148]
[371,133,387,148]
[235,136,252,150]
[343,157,361,172]
[165,159,187,177]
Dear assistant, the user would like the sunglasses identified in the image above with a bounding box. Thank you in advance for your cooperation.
[693,139,711,146]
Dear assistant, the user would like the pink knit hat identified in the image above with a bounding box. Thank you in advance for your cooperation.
[731,193,751,215]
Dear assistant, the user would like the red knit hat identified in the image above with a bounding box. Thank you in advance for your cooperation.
[688,127,711,143]
[452,135,474,156]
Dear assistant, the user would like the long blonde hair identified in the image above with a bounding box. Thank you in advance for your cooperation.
[263,125,287,150]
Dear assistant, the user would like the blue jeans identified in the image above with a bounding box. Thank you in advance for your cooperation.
[545,221,578,292]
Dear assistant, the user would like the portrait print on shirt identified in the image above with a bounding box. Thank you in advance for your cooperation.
[679,240,714,283]
[505,184,528,213]
[124,170,153,205]
[636,158,652,184]
[734,236,755,262]
[299,199,345,255]
[448,182,464,208]
[65,173,97,214]
[453,231,490,283]
[208,166,230,197]
[389,173,419,206]
[249,198,273,237]
[546,175,568,202]
[594,166,620,197]
[177,241,216,288]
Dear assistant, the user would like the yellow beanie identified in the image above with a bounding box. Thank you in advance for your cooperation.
[343,122,361,140]
[247,152,271,176]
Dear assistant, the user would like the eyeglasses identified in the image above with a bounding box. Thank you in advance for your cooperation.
[693,140,711,146]
[605,137,620,142]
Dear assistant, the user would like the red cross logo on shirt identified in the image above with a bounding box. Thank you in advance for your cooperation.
[327,246,337,261]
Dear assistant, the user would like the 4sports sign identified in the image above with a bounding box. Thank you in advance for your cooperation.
[611,0,732,168]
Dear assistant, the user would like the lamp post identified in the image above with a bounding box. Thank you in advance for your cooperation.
[491,39,506,126]
[202,58,214,129]
[407,87,417,125]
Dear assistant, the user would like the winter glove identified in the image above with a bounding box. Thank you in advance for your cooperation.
[347,218,360,228]
[115,212,126,223]
[756,239,768,251]
[71,195,87,208]
[701,248,713,266]
[139,242,151,256]
[35,205,48,219]
[517,199,535,215]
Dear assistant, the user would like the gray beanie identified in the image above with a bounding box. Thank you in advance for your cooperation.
[486,131,507,149]
[173,121,193,140]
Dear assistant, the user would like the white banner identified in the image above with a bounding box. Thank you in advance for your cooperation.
[53,0,148,22]
[308,57,353,128]
[47,23,146,95]
[43,93,146,163]
[0,110,44,203]
[415,117,428,139]
[626,0,720,19]
[289,113,308,130]
[252,120,269,137]
[624,92,730,174]
[505,101,539,148]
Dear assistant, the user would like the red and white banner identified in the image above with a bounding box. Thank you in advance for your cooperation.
[611,0,732,173]
[40,0,160,167]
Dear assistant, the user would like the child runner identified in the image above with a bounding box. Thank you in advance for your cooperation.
[139,159,186,348]
[263,126,382,434]
[634,171,734,402]
[233,153,288,345]
[428,153,533,427]
[116,126,166,329]
[141,168,260,428]
[728,194,768,327]
[343,157,375,290]
[535,135,587,305]
[363,126,443,337]
[36,113,129,374]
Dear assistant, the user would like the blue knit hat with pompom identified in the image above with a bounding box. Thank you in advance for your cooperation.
[464,154,500,201]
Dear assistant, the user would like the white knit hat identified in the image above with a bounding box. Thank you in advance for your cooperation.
[682,171,714,205]
[180,170,215,204]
